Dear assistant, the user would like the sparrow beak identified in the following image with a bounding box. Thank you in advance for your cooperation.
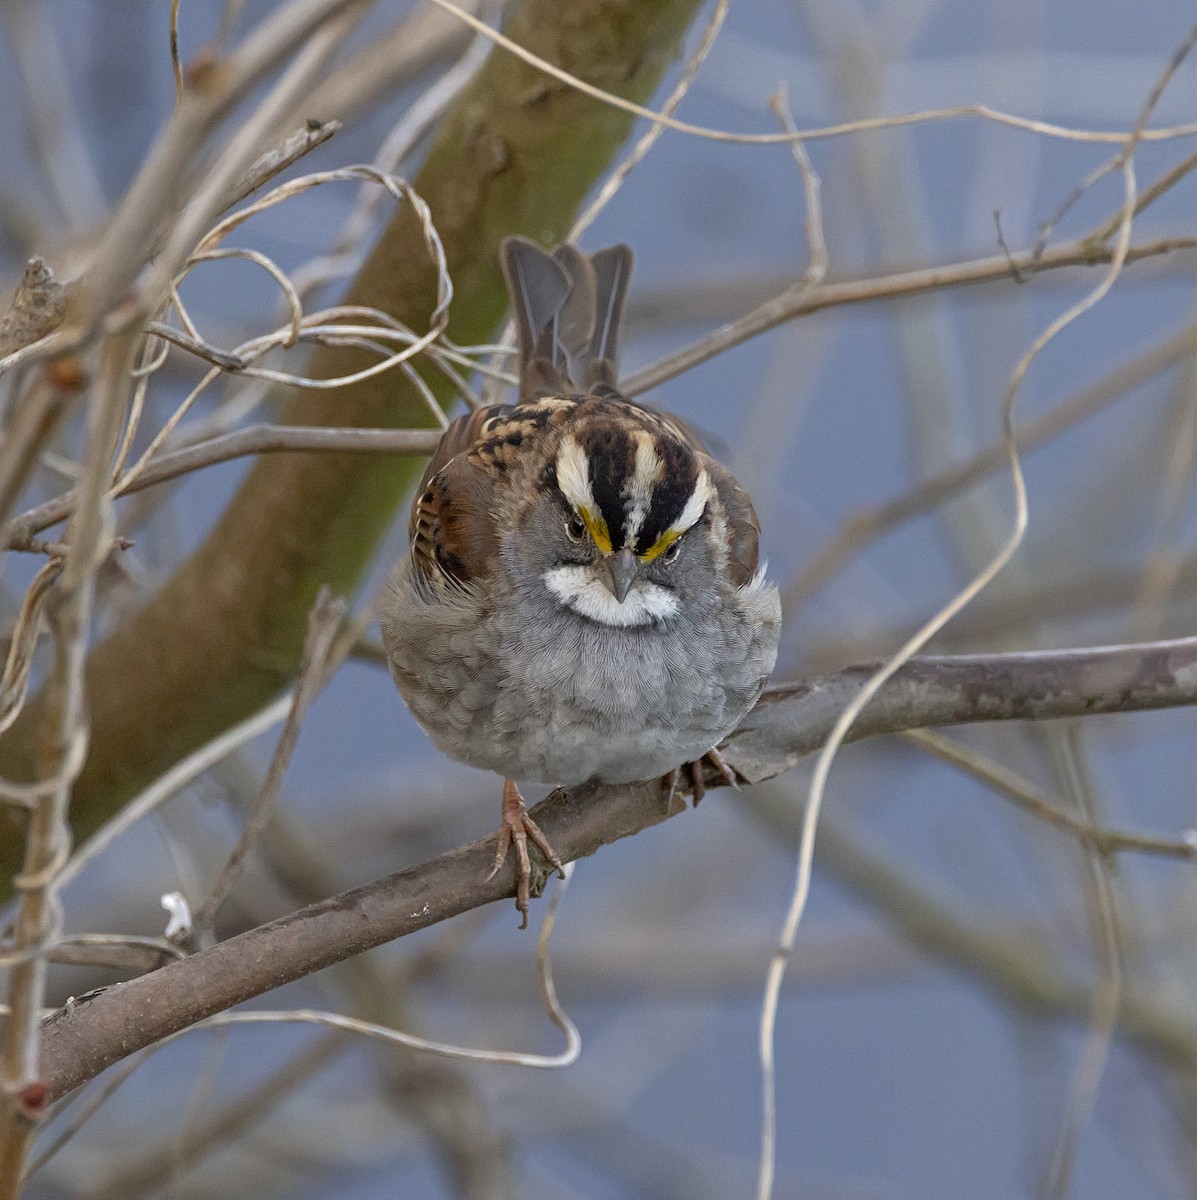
[603,547,639,603]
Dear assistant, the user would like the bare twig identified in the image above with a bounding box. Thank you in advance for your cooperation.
[783,318,1197,613]
[994,210,1025,282]
[1034,148,1129,260]
[50,1034,344,1197]
[903,729,1197,860]
[424,0,1197,147]
[194,861,579,1069]
[54,570,384,899]
[750,800,1197,1071]
[1130,347,1197,640]
[53,0,376,351]
[758,48,1175,1178]
[0,259,68,359]
[570,0,729,240]
[0,560,62,742]
[42,934,186,973]
[54,696,295,897]
[222,118,341,210]
[1034,29,1197,259]
[622,235,1197,398]
[143,5,373,323]
[0,369,82,534]
[168,0,183,100]
[291,21,493,303]
[1041,727,1125,1198]
[762,38,1196,1190]
[141,322,247,372]
[0,330,135,1195]
[768,87,828,286]
[191,589,346,935]
[5,425,441,546]
[304,0,484,121]
[0,1,105,230]
[1089,144,1197,247]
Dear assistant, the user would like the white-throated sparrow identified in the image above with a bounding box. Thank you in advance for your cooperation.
[381,237,781,924]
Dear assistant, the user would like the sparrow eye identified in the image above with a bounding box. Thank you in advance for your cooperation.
[661,538,682,564]
[565,513,587,542]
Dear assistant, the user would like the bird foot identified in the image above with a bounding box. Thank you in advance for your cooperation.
[485,778,565,928]
[662,747,741,810]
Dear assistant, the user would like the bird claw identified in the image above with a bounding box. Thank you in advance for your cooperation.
[661,747,741,809]
[486,778,565,929]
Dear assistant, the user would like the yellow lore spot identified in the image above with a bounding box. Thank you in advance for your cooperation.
[581,509,613,554]
[639,528,681,562]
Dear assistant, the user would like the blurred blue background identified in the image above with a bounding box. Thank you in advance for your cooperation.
[6,0,1197,1197]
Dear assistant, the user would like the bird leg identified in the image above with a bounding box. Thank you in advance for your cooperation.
[662,747,741,809]
[486,777,565,928]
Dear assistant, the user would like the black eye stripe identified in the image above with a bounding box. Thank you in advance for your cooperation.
[633,439,700,554]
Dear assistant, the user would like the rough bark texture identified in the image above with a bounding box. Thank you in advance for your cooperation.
[0,0,706,890]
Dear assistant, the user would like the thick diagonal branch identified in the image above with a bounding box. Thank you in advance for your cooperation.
[36,634,1197,1099]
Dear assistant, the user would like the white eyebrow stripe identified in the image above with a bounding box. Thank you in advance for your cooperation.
[622,431,663,547]
[555,434,595,514]
[666,468,714,538]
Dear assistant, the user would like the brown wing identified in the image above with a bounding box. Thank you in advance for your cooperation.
[409,405,511,588]
[705,457,762,589]
[409,398,583,588]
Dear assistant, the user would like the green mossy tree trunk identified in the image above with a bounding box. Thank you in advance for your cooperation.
[0,0,706,893]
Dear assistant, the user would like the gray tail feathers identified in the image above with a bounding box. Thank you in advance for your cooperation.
[583,243,632,388]
[499,236,634,401]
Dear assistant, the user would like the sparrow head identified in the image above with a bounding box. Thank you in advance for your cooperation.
[527,405,717,628]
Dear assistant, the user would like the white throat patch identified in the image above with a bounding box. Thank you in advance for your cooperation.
[543,566,678,627]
